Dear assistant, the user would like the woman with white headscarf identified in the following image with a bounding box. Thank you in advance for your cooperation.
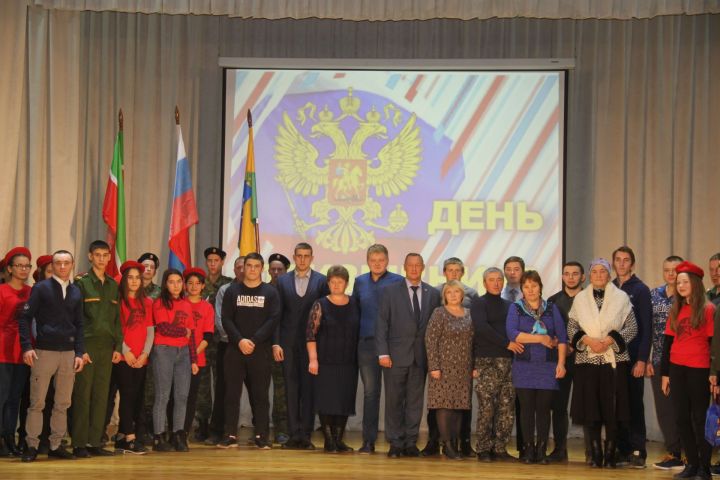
[567,258,637,469]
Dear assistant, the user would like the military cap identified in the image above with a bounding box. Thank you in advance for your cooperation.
[138,252,160,268]
[268,253,291,269]
[204,247,227,260]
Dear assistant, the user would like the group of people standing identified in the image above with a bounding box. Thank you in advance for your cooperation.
[0,239,719,480]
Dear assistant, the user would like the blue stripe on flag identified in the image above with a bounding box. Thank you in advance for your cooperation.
[173,157,193,198]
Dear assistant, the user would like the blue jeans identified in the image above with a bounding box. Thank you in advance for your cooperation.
[0,362,29,436]
[358,337,381,443]
[152,345,191,434]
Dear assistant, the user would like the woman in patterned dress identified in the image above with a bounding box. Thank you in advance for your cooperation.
[425,280,476,460]
[568,258,637,469]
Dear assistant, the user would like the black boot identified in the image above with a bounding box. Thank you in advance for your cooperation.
[421,439,440,456]
[442,440,462,460]
[460,438,475,457]
[173,430,189,452]
[535,441,549,465]
[152,433,173,452]
[590,438,603,468]
[321,421,337,453]
[193,418,209,442]
[603,440,616,468]
[547,440,568,463]
[4,435,20,458]
[333,423,353,453]
[519,442,535,464]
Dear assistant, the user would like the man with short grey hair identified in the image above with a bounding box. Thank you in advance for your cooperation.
[471,267,521,462]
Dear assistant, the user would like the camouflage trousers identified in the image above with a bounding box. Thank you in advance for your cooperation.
[195,341,216,421]
[271,360,287,434]
[474,357,515,453]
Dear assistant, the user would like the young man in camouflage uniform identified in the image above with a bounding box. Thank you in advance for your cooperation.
[137,252,160,445]
[194,247,233,441]
[471,267,517,462]
[138,253,161,300]
[267,253,290,444]
[72,240,123,458]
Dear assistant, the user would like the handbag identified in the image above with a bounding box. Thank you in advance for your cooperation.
[704,401,720,447]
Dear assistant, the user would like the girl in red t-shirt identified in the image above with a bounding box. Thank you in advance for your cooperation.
[0,247,32,455]
[181,268,215,437]
[151,269,198,453]
[113,261,154,454]
[661,261,716,480]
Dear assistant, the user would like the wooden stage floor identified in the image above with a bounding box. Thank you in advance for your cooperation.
[0,431,687,479]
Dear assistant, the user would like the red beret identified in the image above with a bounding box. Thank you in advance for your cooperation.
[36,255,53,269]
[120,260,145,276]
[4,247,32,266]
[676,261,704,279]
[183,267,206,281]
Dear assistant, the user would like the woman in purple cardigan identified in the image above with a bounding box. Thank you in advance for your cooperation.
[506,270,567,465]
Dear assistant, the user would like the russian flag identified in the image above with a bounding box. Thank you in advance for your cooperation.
[168,116,198,271]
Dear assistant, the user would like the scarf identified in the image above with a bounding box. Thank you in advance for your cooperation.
[518,298,548,335]
[569,281,632,367]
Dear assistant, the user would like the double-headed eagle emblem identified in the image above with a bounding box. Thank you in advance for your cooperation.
[275,88,422,253]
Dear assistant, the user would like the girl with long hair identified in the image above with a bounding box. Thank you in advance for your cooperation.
[151,269,198,453]
[661,261,716,480]
[113,261,154,454]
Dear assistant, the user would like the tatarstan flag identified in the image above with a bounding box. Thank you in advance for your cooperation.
[238,109,259,255]
[102,110,126,278]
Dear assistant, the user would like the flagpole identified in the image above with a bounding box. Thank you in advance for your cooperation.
[175,106,180,125]
[119,108,123,131]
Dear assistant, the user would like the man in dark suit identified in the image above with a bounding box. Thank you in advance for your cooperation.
[272,243,329,449]
[376,253,441,458]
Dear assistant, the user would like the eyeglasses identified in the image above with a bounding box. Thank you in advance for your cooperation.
[11,264,32,270]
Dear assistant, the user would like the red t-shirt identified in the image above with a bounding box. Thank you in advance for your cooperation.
[0,283,31,364]
[665,303,716,368]
[120,297,153,359]
[188,299,214,367]
[152,297,193,348]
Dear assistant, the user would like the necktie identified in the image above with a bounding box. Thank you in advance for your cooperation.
[510,288,517,302]
[411,286,421,324]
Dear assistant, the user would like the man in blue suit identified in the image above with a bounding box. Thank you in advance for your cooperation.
[273,243,329,449]
[376,253,441,458]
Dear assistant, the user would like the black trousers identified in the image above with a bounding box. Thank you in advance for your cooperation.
[223,346,272,439]
[551,359,574,449]
[183,366,205,433]
[670,363,711,468]
[516,388,554,445]
[209,341,227,437]
[427,408,472,443]
[115,362,147,436]
[282,343,315,441]
[618,371,647,456]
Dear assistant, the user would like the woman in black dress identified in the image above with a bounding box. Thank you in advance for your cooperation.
[306,265,359,453]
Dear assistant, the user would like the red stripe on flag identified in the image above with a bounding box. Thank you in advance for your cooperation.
[168,229,192,271]
[170,190,199,234]
[233,71,274,134]
[405,75,425,102]
[440,75,507,178]
[102,180,118,235]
